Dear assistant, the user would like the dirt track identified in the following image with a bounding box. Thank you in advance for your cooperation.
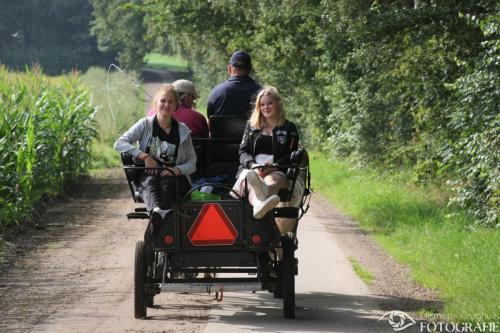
[0,169,440,333]
[0,72,440,332]
[0,170,211,333]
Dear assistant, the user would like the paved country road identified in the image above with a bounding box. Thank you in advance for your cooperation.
[0,169,432,333]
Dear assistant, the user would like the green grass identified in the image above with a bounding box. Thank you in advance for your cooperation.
[144,53,189,72]
[348,257,375,285]
[90,141,123,169]
[79,67,146,169]
[143,53,208,116]
[310,151,500,322]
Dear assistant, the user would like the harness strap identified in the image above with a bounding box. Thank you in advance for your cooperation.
[298,165,313,220]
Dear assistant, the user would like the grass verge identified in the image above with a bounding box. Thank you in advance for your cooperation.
[309,151,499,322]
[144,53,189,72]
[79,66,145,169]
[348,257,375,285]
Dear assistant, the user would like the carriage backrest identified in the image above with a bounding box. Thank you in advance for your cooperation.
[202,115,247,179]
[209,115,247,139]
[120,153,144,203]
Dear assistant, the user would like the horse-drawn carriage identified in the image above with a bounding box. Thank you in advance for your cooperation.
[121,115,311,319]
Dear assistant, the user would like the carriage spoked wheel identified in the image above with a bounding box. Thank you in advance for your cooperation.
[145,294,154,308]
[281,234,296,319]
[145,245,156,308]
[134,241,147,319]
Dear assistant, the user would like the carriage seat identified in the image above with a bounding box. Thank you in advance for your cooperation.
[206,115,248,179]
[120,153,144,203]
[208,115,247,139]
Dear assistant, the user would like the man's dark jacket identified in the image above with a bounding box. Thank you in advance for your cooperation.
[207,76,261,117]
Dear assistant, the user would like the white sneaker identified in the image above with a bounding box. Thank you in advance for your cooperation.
[246,170,268,201]
[253,195,280,219]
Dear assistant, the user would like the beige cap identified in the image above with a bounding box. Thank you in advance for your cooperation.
[173,79,198,99]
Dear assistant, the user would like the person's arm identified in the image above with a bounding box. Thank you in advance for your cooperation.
[276,121,300,165]
[174,134,197,176]
[239,123,257,169]
[207,90,216,118]
[114,118,147,159]
[199,113,209,138]
[115,118,159,174]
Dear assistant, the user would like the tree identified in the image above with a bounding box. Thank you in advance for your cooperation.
[90,0,148,71]
[138,0,499,225]
[0,0,114,74]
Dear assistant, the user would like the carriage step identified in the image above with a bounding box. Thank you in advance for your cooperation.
[273,207,299,218]
[159,281,262,293]
[127,212,149,220]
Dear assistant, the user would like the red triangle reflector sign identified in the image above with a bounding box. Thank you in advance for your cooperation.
[187,203,238,246]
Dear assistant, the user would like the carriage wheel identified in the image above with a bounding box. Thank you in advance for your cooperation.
[145,246,155,308]
[134,241,147,319]
[273,285,283,298]
[145,295,154,308]
[282,235,296,319]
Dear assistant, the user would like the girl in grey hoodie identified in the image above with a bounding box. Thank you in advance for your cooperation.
[114,84,197,219]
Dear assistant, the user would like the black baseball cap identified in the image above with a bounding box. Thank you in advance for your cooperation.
[229,51,252,68]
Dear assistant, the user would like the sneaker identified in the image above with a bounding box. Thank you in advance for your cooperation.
[150,208,172,236]
[246,170,268,201]
[151,208,172,223]
[253,195,280,219]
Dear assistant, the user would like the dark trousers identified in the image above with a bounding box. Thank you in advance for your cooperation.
[137,174,191,212]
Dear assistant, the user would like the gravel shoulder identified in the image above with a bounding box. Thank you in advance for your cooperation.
[311,194,442,318]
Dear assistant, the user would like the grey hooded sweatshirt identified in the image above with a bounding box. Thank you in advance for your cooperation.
[114,116,197,182]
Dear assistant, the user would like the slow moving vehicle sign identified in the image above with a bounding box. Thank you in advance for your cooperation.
[187,203,238,246]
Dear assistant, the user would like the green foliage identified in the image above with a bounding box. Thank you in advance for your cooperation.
[0,66,97,225]
[441,12,500,226]
[90,0,148,71]
[0,0,115,74]
[137,0,498,226]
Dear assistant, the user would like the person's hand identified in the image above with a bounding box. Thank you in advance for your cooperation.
[160,167,180,177]
[256,167,265,177]
[252,162,277,177]
[251,163,265,177]
[260,163,278,176]
[143,155,158,175]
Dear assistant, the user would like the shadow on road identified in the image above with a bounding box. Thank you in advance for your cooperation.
[205,291,439,332]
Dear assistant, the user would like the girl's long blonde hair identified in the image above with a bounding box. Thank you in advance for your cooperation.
[249,86,286,128]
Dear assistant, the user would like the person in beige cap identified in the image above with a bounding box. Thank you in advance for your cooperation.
[172,79,209,138]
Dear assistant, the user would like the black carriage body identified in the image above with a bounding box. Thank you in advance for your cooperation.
[124,115,309,319]
[150,199,280,267]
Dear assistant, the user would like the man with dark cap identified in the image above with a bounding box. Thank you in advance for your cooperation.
[207,51,261,118]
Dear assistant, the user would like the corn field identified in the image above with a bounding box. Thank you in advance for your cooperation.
[0,66,96,226]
